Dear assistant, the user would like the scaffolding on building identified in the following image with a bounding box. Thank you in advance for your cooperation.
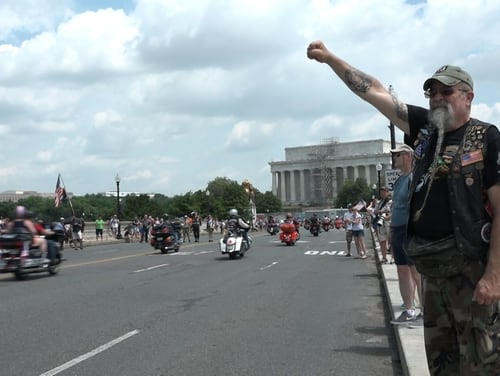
[308,137,338,206]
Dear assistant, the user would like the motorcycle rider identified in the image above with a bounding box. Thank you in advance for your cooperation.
[162,214,182,244]
[310,213,320,234]
[33,218,59,264]
[310,213,319,225]
[226,209,251,246]
[285,213,300,234]
[8,206,48,257]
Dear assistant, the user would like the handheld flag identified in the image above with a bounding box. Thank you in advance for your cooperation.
[353,200,366,211]
[54,174,67,208]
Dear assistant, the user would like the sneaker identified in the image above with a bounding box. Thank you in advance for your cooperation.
[381,257,388,264]
[407,313,424,329]
[390,310,417,325]
[345,253,351,257]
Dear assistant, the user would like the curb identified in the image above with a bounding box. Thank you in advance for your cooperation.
[369,227,429,376]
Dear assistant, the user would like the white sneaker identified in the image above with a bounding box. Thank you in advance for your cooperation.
[390,310,417,325]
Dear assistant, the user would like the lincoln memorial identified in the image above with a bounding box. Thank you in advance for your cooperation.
[269,138,397,206]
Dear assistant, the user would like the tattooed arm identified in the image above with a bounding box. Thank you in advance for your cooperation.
[307,40,410,135]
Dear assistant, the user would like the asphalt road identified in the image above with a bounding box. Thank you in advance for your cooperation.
[0,229,402,376]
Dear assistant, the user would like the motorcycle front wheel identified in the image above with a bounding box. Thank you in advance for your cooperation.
[14,270,26,280]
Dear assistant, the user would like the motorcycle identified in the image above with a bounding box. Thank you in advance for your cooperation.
[150,223,180,254]
[309,222,320,236]
[334,218,343,230]
[303,219,310,231]
[0,224,64,280]
[322,218,331,232]
[267,222,280,236]
[219,229,251,259]
[279,222,300,246]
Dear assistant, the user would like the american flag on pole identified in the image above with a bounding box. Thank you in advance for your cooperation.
[54,174,66,208]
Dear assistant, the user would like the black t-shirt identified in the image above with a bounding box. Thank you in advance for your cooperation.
[407,105,500,239]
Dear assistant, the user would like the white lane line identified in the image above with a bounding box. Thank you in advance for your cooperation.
[260,261,278,271]
[133,264,169,273]
[40,330,140,376]
[194,250,215,255]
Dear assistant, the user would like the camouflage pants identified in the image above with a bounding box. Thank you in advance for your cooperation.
[424,260,500,375]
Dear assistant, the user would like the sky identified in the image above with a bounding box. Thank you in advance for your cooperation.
[1,0,500,197]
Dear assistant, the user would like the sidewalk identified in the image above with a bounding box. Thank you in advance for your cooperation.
[370,228,430,376]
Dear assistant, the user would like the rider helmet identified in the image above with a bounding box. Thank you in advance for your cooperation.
[15,205,25,218]
[229,208,238,216]
[286,213,292,219]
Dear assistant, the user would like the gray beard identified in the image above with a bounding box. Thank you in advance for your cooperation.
[414,105,453,222]
[428,105,454,133]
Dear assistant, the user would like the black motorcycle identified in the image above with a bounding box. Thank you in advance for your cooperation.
[0,223,64,280]
[150,223,180,254]
[309,222,320,237]
[267,222,280,236]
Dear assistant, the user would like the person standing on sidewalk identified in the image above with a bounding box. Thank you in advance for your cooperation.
[182,215,192,242]
[307,40,500,375]
[71,215,84,250]
[206,214,215,242]
[140,214,152,243]
[351,205,367,259]
[343,204,354,257]
[388,144,423,325]
[368,187,392,263]
[95,216,104,241]
[191,211,201,242]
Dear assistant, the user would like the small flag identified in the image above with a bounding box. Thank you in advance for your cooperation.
[353,200,366,211]
[54,174,66,208]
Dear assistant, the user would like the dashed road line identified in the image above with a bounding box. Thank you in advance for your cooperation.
[40,330,140,376]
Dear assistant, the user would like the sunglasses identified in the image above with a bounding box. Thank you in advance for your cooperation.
[424,87,470,99]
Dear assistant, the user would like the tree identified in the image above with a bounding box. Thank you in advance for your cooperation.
[0,178,282,223]
[335,178,372,208]
[254,190,282,213]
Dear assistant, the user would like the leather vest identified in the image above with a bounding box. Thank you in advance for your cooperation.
[409,119,492,261]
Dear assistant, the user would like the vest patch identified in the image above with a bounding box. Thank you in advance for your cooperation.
[461,149,483,166]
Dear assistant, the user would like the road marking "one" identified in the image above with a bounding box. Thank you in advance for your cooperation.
[304,251,340,255]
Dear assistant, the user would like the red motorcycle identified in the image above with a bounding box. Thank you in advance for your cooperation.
[334,218,343,229]
[279,222,300,246]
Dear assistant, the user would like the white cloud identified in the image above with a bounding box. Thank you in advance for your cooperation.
[0,0,499,198]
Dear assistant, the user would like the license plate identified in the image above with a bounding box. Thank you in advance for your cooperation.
[156,237,163,241]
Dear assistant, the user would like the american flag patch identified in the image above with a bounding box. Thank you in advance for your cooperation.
[461,150,483,166]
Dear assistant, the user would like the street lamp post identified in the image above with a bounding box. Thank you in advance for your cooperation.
[115,173,122,239]
[205,189,210,215]
[388,85,397,168]
[376,163,383,197]
[242,179,256,229]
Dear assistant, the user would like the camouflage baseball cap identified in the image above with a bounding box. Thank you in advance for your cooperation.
[423,65,473,90]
